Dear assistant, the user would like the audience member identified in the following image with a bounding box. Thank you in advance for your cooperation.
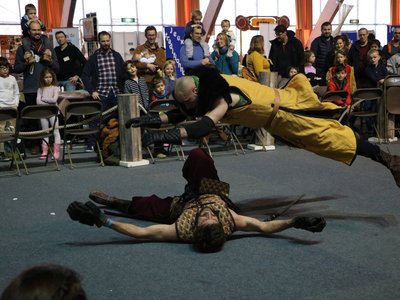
[0,57,19,161]
[327,64,352,106]
[81,31,125,152]
[211,32,239,75]
[137,48,156,65]
[150,76,169,102]
[14,20,59,155]
[269,24,304,78]
[365,49,387,88]
[288,66,299,77]
[162,60,176,95]
[387,53,400,75]
[382,27,400,61]
[54,31,87,91]
[134,26,166,92]
[123,60,149,110]
[20,3,46,38]
[180,25,214,73]
[311,21,335,77]
[183,10,210,60]
[36,68,61,160]
[326,49,357,94]
[246,35,270,79]
[326,35,349,70]
[303,50,322,86]
[1,264,87,300]
[348,28,371,88]
[213,19,236,58]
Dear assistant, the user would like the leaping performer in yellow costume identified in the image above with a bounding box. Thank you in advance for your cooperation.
[125,65,400,188]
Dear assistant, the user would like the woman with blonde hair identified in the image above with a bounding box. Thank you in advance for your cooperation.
[246,35,270,79]
[210,32,240,75]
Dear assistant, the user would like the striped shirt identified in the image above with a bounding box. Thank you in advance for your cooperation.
[97,50,118,96]
[124,77,150,109]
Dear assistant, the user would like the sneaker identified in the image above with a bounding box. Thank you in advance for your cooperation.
[156,152,167,159]
[85,145,95,153]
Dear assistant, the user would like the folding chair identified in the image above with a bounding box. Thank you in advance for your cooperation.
[0,107,23,177]
[145,99,186,163]
[19,104,60,174]
[384,76,400,139]
[62,101,104,169]
[320,90,349,103]
[349,88,383,139]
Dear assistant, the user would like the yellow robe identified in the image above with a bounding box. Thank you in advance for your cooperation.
[221,74,357,165]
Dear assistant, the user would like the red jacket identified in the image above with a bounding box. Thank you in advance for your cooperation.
[327,77,352,106]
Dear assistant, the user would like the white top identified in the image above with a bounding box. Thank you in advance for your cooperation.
[0,75,19,108]
[37,86,60,105]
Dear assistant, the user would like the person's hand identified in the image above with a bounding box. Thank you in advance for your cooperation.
[91,91,100,100]
[125,113,161,129]
[142,128,182,147]
[42,49,52,62]
[67,201,108,227]
[147,63,157,72]
[201,57,211,65]
[24,51,35,65]
[293,216,326,232]
[70,75,79,83]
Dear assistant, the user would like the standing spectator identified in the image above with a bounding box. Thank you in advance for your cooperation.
[134,26,166,92]
[211,32,239,75]
[326,35,349,71]
[123,60,149,110]
[14,20,59,155]
[180,25,214,73]
[54,31,87,91]
[36,68,61,160]
[326,49,357,94]
[365,49,387,88]
[0,57,19,161]
[269,25,304,78]
[20,3,46,38]
[348,28,371,88]
[81,31,125,152]
[246,35,270,79]
[162,60,176,95]
[311,21,335,77]
[382,27,400,61]
[183,10,210,60]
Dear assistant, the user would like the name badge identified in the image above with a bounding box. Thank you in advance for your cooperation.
[63,56,70,62]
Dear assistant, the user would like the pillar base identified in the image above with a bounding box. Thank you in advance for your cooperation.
[247,144,275,151]
[119,159,150,168]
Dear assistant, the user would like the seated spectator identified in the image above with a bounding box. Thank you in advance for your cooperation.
[210,32,239,75]
[1,264,87,300]
[327,64,352,106]
[246,35,270,79]
[150,76,169,102]
[326,49,357,94]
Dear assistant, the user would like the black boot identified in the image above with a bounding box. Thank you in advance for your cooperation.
[376,150,400,188]
[89,192,131,212]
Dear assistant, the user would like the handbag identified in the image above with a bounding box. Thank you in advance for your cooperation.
[241,66,258,82]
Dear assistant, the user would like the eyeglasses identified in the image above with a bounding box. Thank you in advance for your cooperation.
[275,32,284,36]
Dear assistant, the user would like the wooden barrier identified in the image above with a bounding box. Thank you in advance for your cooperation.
[247,71,278,151]
[118,94,149,167]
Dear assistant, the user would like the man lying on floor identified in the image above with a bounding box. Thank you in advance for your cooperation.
[67,149,326,253]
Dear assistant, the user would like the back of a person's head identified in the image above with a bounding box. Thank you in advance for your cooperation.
[0,57,10,68]
[193,223,226,253]
[1,264,87,300]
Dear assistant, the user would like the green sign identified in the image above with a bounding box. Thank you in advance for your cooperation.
[121,18,136,23]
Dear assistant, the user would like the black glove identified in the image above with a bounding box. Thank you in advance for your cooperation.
[142,128,182,147]
[293,216,326,233]
[125,113,161,129]
[67,201,108,227]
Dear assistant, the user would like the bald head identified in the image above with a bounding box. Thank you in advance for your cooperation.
[174,76,198,110]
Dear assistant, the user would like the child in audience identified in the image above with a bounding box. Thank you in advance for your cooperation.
[123,60,149,111]
[0,57,19,161]
[327,64,352,106]
[150,76,169,102]
[183,10,210,59]
[288,66,299,77]
[162,60,176,96]
[303,50,316,75]
[138,49,156,64]
[36,68,60,160]
[365,49,387,88]
[326,49,357,93]
[20,3,46,37]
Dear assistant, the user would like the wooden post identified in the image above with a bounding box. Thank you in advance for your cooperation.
[247,72,278,151]
[118,94,149,167]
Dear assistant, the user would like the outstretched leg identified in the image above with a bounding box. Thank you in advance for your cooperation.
[356,138,400,187]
